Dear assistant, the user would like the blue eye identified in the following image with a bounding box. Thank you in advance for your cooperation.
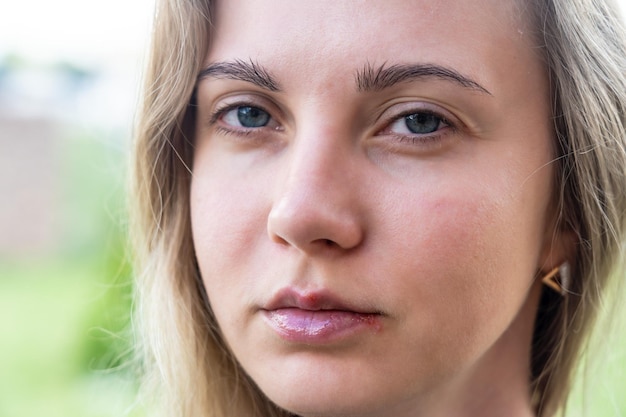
[379,108,454,147]
[388,112,443,136]
[404,113,441,134]
[223,105,271,128]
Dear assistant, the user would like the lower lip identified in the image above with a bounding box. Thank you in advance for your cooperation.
[262,308,381,344]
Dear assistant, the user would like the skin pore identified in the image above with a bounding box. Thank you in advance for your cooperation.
[190,1,571,416]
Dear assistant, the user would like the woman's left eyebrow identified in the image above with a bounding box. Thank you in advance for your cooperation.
[355,62,492,95]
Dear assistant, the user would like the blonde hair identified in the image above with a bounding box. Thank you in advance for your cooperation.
[130,0,626,416]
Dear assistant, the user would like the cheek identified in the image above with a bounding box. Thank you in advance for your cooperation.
[190,159,276,317]
[191,148,271,260]
[381,176,534,288]
[376,175,546,364]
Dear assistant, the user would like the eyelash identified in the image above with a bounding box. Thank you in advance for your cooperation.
[209,102,272,128]
[379,109,455,147]
[208,102,455,146]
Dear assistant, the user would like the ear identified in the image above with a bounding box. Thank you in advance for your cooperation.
[537,226,577,275]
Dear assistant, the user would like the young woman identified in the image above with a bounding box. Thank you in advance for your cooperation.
[131,0,626,416]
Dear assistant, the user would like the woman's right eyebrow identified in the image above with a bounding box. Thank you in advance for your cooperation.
[198,59,281,92]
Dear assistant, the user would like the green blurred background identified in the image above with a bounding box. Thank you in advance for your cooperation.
[0,130,138,417]
[1,1,152,416]
[1,1,626,417]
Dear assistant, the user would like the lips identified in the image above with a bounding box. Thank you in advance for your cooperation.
[261,289,383,344]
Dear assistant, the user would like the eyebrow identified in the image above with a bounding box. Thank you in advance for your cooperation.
[197,59,490,96]
[355,62,491,95]
[197,59,281,91]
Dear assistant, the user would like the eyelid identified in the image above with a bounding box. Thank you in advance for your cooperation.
[209,102,268,125]
[369,101,463,152]
[375,101,460,131]
[208,95,283,130]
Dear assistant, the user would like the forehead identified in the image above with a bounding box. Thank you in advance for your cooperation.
[208,1,528,59]
[206,0,538,99]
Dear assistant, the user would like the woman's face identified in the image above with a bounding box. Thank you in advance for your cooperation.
[191,0,568,415]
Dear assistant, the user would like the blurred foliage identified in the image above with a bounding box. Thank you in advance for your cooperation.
[0,131,140,417]
[1,53,29,70]
[58,130,134,373]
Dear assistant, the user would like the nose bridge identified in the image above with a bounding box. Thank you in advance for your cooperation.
[267,121,364,251]
[287,124,346,200]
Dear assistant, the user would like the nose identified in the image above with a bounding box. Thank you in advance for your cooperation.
[267,132,365,253]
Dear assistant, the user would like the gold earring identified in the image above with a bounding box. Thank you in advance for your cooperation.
[541,262,570,296]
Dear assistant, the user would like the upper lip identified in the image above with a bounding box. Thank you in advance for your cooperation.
[263,287,380,315]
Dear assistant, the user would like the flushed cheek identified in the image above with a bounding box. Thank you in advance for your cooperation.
[379,187,537,362]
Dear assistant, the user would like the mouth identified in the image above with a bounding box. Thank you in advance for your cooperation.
[261,289,383,344]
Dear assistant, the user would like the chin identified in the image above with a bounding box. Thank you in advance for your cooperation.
[253,362,416,417]
[270,394,377,417]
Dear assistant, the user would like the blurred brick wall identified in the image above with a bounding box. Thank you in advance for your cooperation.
[0,115,61,257]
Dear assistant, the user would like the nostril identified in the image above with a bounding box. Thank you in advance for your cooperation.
[267,195,364,252]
